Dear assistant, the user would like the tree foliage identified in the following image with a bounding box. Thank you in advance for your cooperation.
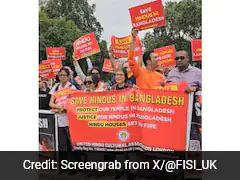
[39,10,83,66]
[142,0,202,63]
[41,0,103,40]
[39,0,109,73]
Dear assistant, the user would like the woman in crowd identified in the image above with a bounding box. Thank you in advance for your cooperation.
[72,53,107,91]
[49,67,77,152]
[111,67,133,90]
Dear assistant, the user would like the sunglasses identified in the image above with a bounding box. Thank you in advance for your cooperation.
[175,56,185,61]
[84,81,93,85]
[123,66,128,69]
[59,74,67,77]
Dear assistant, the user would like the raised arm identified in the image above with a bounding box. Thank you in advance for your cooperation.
[128,28,140,78]
[109,45,118,72]
[86,57,93,73]
[72,52,86,82]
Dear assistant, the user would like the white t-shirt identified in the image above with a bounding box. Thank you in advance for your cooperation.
[49,82,76,127]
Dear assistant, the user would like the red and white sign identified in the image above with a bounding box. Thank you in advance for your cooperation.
[111,35,142,58]
[102,59,120,73]
[46,47,66,60]
[154,45,176,68]
[39,63,54,79]
[129,0,166,30]
[42,59,63,75]
[191,40,202,61]
[73,33,100,60]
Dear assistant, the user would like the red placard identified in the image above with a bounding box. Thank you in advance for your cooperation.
[154,45,176,68]
[39,63,54,79]
[46,47,66,60]
[102,59,120,73]
[111,35,142,58]
[129,0,166,31]
[155,82,188,91]
[191,40,202,61]
[74,76,83,86]
[73,32,100,60]
[66,88,191,151]
[42,59,62,75]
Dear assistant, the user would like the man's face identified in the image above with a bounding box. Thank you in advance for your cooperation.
[150,52,159,68]
[175,51,189,68]
[123,62,131,74]
[91,69,101,79]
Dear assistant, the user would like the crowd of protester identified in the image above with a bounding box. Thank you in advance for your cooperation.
[39,28,202,180]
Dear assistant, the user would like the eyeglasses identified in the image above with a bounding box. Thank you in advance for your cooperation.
[123,66,128,69]
[84,81,93,85]
[116,74,124,77]
[59,74,67,77]
[175,56,185,61]
[91,72,100,75]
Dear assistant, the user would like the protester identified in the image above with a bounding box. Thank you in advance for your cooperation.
[109,46,136,85]
[111,67,133,90]
[128,28,165,89]
[49,67,76,152]
[39,76,50,110]
[72,53,107,91]
[167,50,202,93]
[82,74,102,92]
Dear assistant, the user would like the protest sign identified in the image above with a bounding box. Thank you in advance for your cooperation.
[39,110,58,156]
[154,45,176,67]
[155,82,188,91]
[191,40,202,61]
[39,63,54,79]
[46,47,66,60]
[42,59,62,75]
[102,59,120,73]
[129,0,166,30]
[111,35,142,58]
[66,88,193,151]
[74,76,83,86]
[73,32,100,60]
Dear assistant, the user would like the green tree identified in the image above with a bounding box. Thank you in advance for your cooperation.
[41,0,103,40]
[39,10,83,66]
[142,0,201,62]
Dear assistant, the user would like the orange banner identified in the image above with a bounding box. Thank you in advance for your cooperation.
[154,45,176,68]
[46,47,66,60]
[129,0,166,31]
[111,35,142,58]
[191,40,202,61]
[42,59,62,75]
[73,32,100,60]
[102,59,120,73]
[66,88,192,151]
[39,63,54,79]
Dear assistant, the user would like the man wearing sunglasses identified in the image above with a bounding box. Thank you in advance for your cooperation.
[167,50,202,93]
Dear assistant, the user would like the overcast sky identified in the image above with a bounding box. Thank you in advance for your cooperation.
[88,0,179,46]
